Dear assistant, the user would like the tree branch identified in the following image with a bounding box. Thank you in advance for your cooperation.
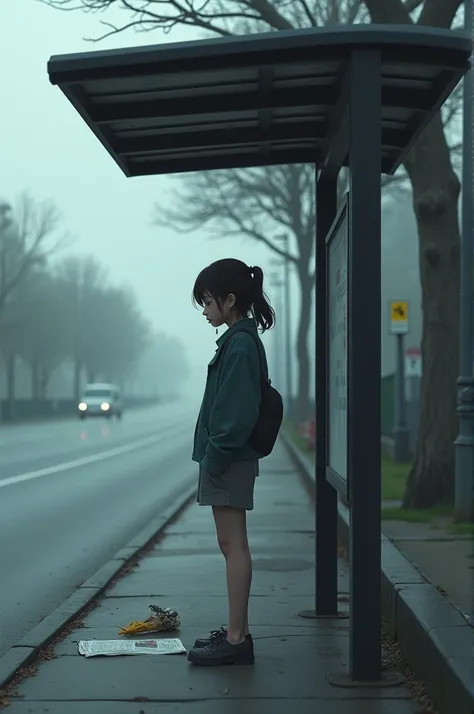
[41,0,370,39]
[364,0,462,26]
[363,0,413,23]
[405,0,424,12]
[40,0,262,40]
[442,82,463,131]
[347,0,364,24]
[448,140,463,154]
[244,0,293,29]
[381,171,410,191]
[417,0,463,29]
[294,0,319,26]
[154,168,306,263]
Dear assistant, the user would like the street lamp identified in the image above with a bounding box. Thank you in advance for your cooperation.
[270,234,293,421]
[0,202,13,306]
[269,270,285,397]
[454,1,474,522]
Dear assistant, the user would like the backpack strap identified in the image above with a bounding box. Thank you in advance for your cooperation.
[224,328,269,386]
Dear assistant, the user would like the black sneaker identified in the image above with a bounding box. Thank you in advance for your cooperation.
[193,627,253,649]
[188,630,254,666]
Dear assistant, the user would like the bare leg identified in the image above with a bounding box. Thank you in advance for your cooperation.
[212,506,252,644]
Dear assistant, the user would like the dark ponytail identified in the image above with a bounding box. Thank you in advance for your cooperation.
[249,265,275,332]
[193,258,275,333]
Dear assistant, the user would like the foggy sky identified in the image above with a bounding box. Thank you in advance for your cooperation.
[0,1,284,384]
[1,1,424,392]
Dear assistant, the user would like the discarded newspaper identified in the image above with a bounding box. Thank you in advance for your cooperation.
[78,638,186,657]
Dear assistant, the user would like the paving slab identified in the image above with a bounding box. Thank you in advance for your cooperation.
[151,530,315,557]
[12,632,411,703]
[111,556,311,598]
[85,594,329,629]
[108,553,348,599]
[53,624,329,656]
[5,700,418,714]
[165,510,314,535]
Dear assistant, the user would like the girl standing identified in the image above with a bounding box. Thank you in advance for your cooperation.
[187,258,275,666]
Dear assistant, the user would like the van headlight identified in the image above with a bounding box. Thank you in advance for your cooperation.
[78,402,87,411]
[101,402,110,411]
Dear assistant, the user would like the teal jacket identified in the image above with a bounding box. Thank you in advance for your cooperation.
[192,318,266,477]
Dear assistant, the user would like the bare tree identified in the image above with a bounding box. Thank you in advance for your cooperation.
[55,255,150,394]
[56,255,108,399]
[155,164,315,421]
[0,194,67,415]
[80,283,150,384]
[15,269,69,399]
[0,194,66,320]
[42,0,465,508]
[39,0,428,39]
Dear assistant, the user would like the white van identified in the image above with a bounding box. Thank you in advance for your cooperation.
[78,383,123,420]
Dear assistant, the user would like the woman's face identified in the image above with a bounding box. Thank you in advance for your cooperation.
[202,293,236,328]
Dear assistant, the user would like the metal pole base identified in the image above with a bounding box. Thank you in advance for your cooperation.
[392,426,411,462]
[298,609,349,620]
[327,672,404,688]
[454,376,474,522]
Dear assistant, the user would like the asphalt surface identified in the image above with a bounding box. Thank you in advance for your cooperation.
[0,400,198,658]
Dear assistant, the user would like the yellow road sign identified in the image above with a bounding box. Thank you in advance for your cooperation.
[389,300,409,334]
[390,301,408,321]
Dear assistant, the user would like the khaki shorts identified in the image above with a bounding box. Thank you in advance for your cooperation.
[197,460,259,511]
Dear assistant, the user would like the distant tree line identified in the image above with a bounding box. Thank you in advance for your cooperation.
[0,194,188,410]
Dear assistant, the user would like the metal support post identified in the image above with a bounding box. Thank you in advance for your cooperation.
[348,51,382,680]
[454,0,474,523]
[284,234,293,422]
[314,173,339,616]
[393,333,410,462]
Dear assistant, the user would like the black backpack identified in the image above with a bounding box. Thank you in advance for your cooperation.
[226,328,284,457]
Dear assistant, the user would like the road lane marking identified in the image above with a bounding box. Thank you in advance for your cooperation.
[0,427,190,490]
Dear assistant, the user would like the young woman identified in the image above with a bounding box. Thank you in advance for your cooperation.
[187,258,275,667]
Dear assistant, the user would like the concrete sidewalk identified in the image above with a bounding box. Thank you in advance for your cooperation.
[285,435,473,714]
[381,518,473,622]
[4,444,419,713]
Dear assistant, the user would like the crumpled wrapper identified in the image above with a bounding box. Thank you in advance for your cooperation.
[118,605,181,636]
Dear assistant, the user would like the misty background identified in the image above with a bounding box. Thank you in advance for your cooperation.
[0,1,422,406]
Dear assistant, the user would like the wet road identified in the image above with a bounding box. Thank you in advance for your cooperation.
[0,401,198,657]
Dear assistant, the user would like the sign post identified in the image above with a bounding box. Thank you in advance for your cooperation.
[389,300,410,462]
[405,347,422,403]
[405,347,422,378]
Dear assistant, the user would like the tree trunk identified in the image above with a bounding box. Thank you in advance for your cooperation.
[7,353,15,422]
[39,368,49,400]
[294,269,313,423]
[73,359,82,402]
[402,115,460,508]
[31,360,40,400]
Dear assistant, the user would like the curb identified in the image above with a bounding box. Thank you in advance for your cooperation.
[281,432,474,714]
[281,429,315,500]
[0,481,197,690]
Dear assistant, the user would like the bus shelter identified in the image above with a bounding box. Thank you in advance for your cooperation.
[47,23,470,682]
